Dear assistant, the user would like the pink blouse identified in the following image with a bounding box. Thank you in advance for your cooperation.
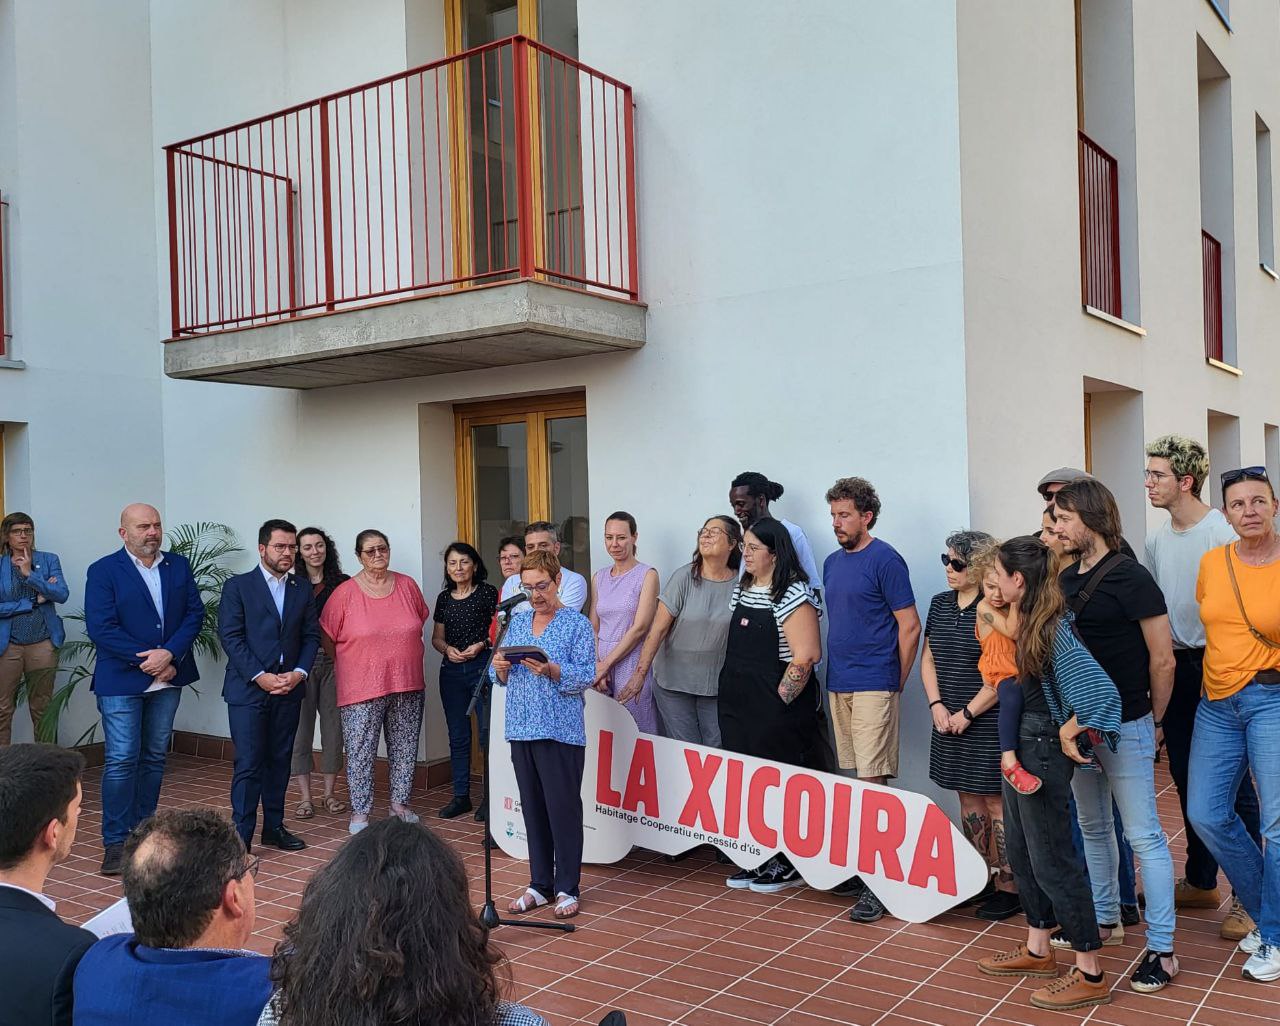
[319,574,430,707]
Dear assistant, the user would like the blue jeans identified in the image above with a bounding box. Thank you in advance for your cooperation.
[96,687,183,846]
[1071,713,1177,952]
[439,654,488,799]
[1070,797,1138,905]
[1189,680,1280,947]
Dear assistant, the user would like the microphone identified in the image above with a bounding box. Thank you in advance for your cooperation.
[495,589,529,616]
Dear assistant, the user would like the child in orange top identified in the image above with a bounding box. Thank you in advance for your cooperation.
[976,568,1041,795]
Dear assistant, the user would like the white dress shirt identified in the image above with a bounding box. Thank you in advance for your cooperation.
[0,880,56,911]
[253,564,307,681]
[130,552,173,694]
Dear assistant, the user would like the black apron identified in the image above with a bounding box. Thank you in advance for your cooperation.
[717,597,830,769]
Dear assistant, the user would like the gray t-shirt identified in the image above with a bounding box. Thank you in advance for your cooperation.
[654,563,737,697]
[1144,507,1236,649]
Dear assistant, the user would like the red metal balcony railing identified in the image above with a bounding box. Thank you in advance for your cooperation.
[163,36,637,338]
[1078,131,1121,318]
[1202,228,1223,362]
[0,190,10,356]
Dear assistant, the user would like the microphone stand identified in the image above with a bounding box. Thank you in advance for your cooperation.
[466,608,575,934]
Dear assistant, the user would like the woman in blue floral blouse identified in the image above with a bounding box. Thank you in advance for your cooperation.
[491,549,596,919]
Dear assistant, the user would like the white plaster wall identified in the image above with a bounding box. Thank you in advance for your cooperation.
[959,1,1280,552]
[0,0,166,744]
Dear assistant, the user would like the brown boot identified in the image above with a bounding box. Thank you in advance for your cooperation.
[1030,968,1111,1010]
[977,944,1057,978]
[1220,897,1256,941]
[1174,877,1222,909]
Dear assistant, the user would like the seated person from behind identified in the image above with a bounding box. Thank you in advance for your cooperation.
[72,809,271,1026]
[0,743,95,1026]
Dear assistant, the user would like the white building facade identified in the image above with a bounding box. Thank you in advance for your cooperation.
[0,0,1276,808]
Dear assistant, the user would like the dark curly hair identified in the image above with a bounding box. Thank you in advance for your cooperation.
[270,818,505,1026]
[296,527,346,595]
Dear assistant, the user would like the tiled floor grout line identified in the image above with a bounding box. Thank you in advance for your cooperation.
[866,919,997,1026]
[972,978,1026,1026]
[1184,939,1237,1026]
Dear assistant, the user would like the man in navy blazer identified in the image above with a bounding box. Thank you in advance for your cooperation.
[218,519,319,852]
[85,504,204,876]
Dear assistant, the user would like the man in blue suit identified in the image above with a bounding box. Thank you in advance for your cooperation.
[218,519,319,852]
[85,504,204,876]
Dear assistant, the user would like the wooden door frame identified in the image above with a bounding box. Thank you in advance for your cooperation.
[454,391,586,544]
[445,0,548,284]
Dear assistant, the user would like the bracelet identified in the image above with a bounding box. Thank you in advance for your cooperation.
[929,699,945,709]
[961,707,975,722]
[1153,719,1163,728]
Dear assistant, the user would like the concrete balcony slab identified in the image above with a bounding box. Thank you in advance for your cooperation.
[163,280,646,389]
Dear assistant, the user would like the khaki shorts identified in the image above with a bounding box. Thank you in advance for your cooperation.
[829,689,900,778]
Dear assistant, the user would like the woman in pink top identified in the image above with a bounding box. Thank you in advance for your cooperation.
[320,529,430,834]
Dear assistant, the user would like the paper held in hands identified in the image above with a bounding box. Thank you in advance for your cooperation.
[496,645,549,665]
[84,897,133,938]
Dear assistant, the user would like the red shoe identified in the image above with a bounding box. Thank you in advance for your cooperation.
[1002,761,1042,795]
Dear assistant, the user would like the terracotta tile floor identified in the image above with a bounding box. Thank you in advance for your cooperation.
[51,755,1267,1026]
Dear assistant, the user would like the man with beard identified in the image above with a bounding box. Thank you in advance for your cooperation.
[1053,479,1180,994]
[1144,435,1258,941]
[218,519,320,852]
[823,476,920,923]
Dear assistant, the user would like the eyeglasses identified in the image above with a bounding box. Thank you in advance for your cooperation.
[1143,470,1171,482]
[7,527,33,535]
[940,554,968,572]
[1221,466,1269,490]
[525,579,555,594]
[738,542,767,554]
[266,543,298,553]
[698,528,727,539]
[227,854,260,884]
[360,545,390,556]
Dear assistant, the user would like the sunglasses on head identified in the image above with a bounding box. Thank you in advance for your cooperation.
[1220,466,1270,490]
[940,553,968,572]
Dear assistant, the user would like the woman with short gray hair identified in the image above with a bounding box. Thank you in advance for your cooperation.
[920,529,1020,920]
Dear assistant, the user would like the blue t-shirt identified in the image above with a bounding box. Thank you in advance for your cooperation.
[823,538,916,693]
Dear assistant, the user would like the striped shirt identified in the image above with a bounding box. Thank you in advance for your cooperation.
[729,581,820,661]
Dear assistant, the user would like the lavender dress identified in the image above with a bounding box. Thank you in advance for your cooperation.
[594,562,662,734]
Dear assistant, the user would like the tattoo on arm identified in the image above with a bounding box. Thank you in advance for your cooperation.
[778,663,811,704]
[980,612,994,625]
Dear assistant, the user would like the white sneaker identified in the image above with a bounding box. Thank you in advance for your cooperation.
[1239,929,1262,955]
[1243,943,1280,983]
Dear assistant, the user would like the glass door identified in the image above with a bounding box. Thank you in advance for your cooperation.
[455,393,590,578]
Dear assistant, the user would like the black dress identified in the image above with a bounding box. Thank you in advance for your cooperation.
[717,584,829,770]
[925,590,1001,795]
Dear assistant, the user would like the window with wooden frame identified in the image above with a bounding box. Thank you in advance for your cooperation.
[454,391,590,578]
[443,1,583,289]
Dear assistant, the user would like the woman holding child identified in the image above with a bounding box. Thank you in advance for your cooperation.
[920,530,1018,921]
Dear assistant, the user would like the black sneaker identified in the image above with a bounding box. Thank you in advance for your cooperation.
[749,857,804,894]
[975,889,1023,921]
[438,796,472,819]
[100,844,124,877]
[1121,903,1141,927]
[726,867,760,890]
[962,877,998,907]
[473,802,487,822]
[849,887,886,923]
[1130,950,1178,993]
[830,876,866,899]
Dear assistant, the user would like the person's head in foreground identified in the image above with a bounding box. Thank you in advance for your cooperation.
[0,743,85,886]
[269,818,526,1026]
[123,808,259,951]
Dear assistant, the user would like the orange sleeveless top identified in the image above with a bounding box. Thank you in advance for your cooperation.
[976,620,1018,688]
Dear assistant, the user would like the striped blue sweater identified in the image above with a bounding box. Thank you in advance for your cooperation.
[1042,611,1123,750]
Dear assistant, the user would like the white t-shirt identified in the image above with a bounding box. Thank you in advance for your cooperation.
[500,568,588,615]
[736,518,823,598]
[1144,507,1236,649]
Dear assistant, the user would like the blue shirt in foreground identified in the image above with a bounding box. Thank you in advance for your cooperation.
[72,933,271,1026]
[823,538,916,693]
[492,607,596,746]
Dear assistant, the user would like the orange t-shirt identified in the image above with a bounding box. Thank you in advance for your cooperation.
[976,620,1018,689]
[1196,543,1280,700]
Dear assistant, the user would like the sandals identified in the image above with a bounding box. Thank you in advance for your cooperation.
[554,892,580,919]
[508,888,549,914]
[321,794,347,814]
[295,800,315,820]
